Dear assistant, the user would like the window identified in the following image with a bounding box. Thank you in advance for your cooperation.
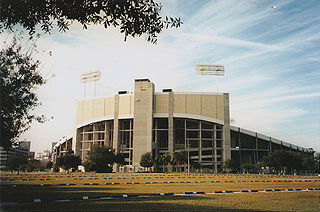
[156,118,168,129]
[202,140,213,148]
[88,134,93,140]
[174,119,185,129]
[216,131,222,139]
[201,150,213,156]
[202,131,213,139]
[174,129,185,145]
[158,131,168,148]
[202,121,214,129]
[216,124,222,130]
[98,133,104,140]
[120,131,130,148]
[230,130,239,148]
[186,120,199,129]
[88,125,93,132]
[120,119,131,130]
[216,140,222,148]
[186,131,199,139]
[189,140,199,148]
[95,122,105,131]
[240,134,256,149]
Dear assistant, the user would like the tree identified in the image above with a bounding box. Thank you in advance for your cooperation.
[173,151,187,172]
[262,150,289,174]
[241,163,252,173]
[26,159,41,172]
[83,145,116,173]
[254,161,264,173]
[301,156,317,171]
[56,153,81,172]
[6,151,28,173]
[223,159,237,173]
[160,152,171,172]
[0,0,182,44]
[153,156,161,173]
[115,153,125,166]
[0,37,46,150]
[45,161,53,169]
[140,152,153,172]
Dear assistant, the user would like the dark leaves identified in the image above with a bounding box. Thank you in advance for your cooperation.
[0,0,182,44]
[0,36,46,150]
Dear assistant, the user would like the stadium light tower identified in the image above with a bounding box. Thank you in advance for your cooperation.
[81,71,101,98]
[195,64,225,92]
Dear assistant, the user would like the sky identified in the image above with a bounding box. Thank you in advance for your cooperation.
[1,0,319,153]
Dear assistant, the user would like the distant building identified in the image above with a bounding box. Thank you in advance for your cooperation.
[51,137,73,163]
[29,151,35,159]
[0,141,31,171]
[51,142,58,151]
[72,79,314,172]
[19,141,31,151]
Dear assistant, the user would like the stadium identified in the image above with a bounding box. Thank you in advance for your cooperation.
[72,79,314,172]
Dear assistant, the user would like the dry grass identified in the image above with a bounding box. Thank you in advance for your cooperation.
[1,172,319,211]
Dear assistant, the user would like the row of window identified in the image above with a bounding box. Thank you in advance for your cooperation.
[78,118,224,152]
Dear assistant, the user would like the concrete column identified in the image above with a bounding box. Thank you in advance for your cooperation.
[269,137,272,153]
[168,92,174,154]
[113,95,120,172]
[104,121,109,147]
[129,119,132,165]
[113,94,120,153]
[214,125,218,173]
[133,79,154,169]
[222,93,231,161]
[255,132,258,163]
[199,121,202,170]
[238,128,242,172]
[168,92,174,172]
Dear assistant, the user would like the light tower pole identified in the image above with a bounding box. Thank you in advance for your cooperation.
[81,71,101,98]
[195,64,225,92]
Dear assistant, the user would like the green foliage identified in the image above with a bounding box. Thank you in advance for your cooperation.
[173,151,187,172]
[241,163,252,172]
[140,152,153,169]
[45,161,53,169]
[52,164,59,172]
[6,152,28,172]
[0,0,182,44]
[301,156,317,171]
[262,150,317,174]
[161,152,171,165]
[0,37,46,150]
[153,156,161,172]
[156,152,172,172]
[26,159,41,172]
[115,153,125,166]
[56,153,81,171]
[173,151,187,164]
[83,145,116,173]
[223,159,237,172]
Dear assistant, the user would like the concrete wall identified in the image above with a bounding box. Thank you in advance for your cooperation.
[75,96,133,126]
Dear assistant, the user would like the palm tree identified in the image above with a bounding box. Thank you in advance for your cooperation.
[161,152,171,173]
[174,151,187,172]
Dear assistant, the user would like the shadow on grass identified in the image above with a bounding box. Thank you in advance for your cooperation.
[0,185,121,202]
[2,195,255,212]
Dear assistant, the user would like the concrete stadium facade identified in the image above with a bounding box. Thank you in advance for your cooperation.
[73,79,314,172]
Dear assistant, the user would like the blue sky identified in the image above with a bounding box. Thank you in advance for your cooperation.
[1,0,319,153]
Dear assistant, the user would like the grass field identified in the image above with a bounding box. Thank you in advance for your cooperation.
[1,172,319,211]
